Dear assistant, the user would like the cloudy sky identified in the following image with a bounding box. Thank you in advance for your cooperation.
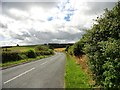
[0,0,116,46]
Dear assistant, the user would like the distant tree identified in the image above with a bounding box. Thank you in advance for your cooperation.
[17,44,19,46]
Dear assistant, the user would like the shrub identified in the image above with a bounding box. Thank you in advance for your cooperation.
[48,49,54,55]
[19,52,28,59]
[99,39,120,88]
[84,2,120,88]
[70,2,120,88]
[35,45,54,56]
[68,46,74,55]
[2,52,22,63]
[36,50,54,56]
[27,50,36,58]
[35,45,49,51]
[73,40,85,57]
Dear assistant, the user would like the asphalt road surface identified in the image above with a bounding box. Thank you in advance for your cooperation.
[2,52,66,88]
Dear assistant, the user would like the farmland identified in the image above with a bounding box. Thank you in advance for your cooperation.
[1,45,54,67]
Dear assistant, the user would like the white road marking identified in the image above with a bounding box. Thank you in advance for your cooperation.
[41,62,47,65]
[4,67,35,84]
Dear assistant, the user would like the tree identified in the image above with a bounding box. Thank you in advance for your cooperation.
[17,44,19,46]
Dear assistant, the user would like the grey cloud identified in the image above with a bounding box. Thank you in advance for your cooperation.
[2,2,57,10]
[21,31,31,37]
[10,33,26,40]
[0,22,8,29]
[84,2,116,15]
[2,2,58,20]
[2,0,59,2]
[2,24,84,45]
[10,26,84,45]
[55,31,83,41]
[9,30,31,40]
[0,2,2,14]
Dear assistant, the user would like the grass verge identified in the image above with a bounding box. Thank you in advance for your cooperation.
[65,54,91,88]
[0,55,52,68]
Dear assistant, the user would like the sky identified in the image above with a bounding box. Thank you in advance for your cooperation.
[0,0,116,46]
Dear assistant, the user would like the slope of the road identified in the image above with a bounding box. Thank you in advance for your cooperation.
[2,52,66,88]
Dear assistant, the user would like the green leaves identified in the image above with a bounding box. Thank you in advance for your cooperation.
[27,50,36,58]
[70,1,120,88]
[84,2,120,88]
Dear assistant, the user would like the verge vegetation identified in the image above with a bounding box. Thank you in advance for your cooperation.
[65,54,92,88]
[66,2,120,88]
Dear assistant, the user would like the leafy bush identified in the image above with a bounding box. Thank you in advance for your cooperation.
[48,49,54,55]
[70,2,120,88]
[2,52,22,63]
[27,50,36,58]
[68,46,74,55]
[83,2,120,88]
[35,45,49,51]
[35,45,54,56]
[99,39,120,88]
[73,40,85,57]
[36,49,54,56]
[19,52,28,59]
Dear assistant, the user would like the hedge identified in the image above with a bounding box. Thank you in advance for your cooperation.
[69,2,120,88]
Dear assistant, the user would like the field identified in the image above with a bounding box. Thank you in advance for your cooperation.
[1,45,54,67]
[2,46,36,52]
[54,48,65,52]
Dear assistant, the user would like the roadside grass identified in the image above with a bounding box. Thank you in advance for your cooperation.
[65,54,91,88]
[0,55,51,68]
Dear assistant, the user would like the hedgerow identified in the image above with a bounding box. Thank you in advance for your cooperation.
[2,52,22,63]
[68,2,120,88]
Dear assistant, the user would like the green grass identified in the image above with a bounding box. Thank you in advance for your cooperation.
[65,54,91,88]
[0,55,51,68]
[1,45,54,68]
[2,46,35,52]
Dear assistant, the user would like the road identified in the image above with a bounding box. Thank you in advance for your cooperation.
[2,52,66,88]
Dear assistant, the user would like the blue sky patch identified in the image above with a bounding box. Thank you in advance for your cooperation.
[64,14,71,21]
[47,17,53,21]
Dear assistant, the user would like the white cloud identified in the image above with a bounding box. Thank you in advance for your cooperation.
[29,6,48,21]
[0,1,116,46]
[9,8,29,19]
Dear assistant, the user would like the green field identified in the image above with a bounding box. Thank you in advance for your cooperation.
[1,45,54,67]
[2,45,36,52]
